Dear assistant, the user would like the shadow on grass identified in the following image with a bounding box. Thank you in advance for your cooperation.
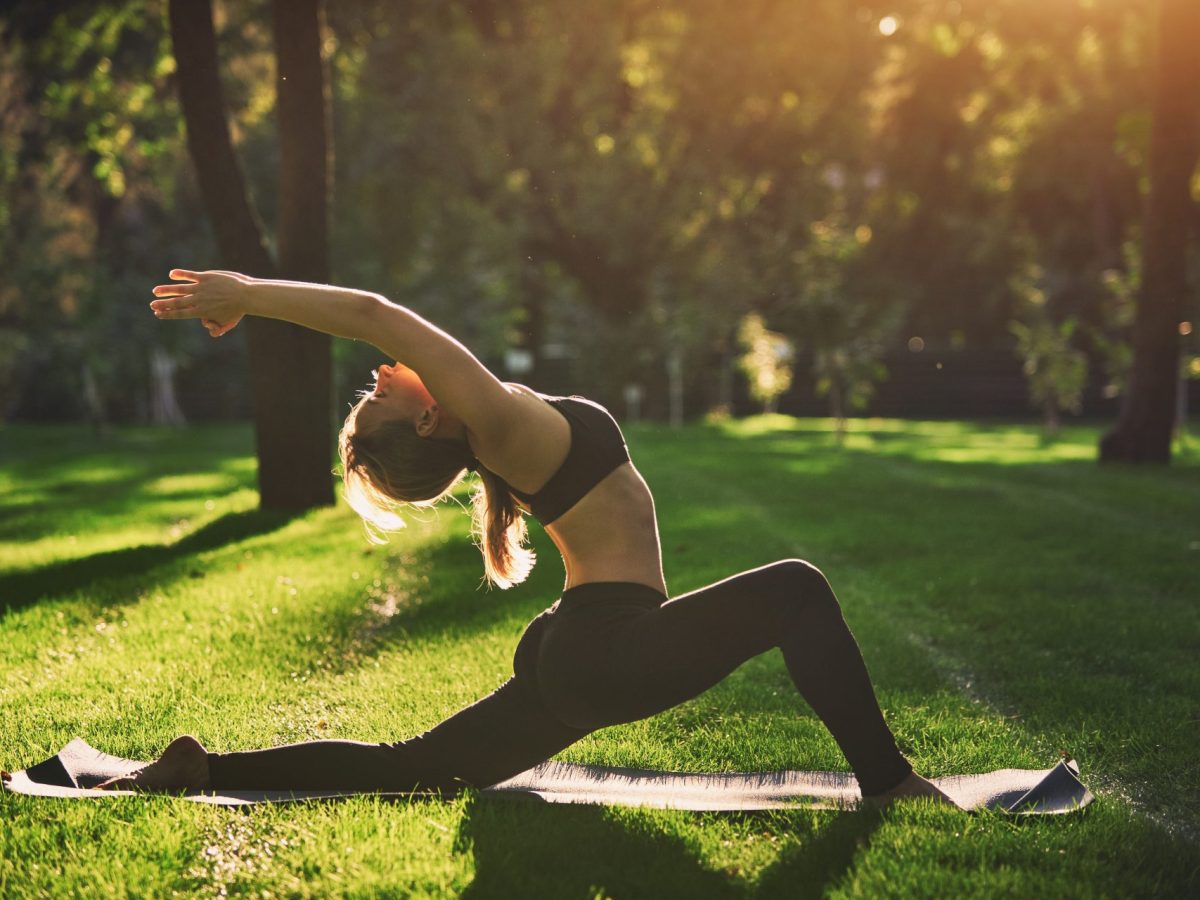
[458,795,884,899]
[0,509,298,617]
[754,808,885,899]
[300,523,573,681]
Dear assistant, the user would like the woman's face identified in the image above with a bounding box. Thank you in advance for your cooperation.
[354,363,432,433]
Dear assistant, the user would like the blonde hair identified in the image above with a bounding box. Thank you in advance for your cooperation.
[337,396,535,589]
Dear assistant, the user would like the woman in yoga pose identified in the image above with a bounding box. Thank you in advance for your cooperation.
[108,268,952,805]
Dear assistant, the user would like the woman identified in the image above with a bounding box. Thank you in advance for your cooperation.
[107,269,953,806]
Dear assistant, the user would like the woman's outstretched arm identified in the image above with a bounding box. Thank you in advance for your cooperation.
[150,269,521,446]
[152,270,381,341]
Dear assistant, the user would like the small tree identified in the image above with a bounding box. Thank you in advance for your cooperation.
[813,341,888,444]
[736,313,794,414]
[784,222,897,444]
[1178,352,1200,450]
[1010,316,1088,437]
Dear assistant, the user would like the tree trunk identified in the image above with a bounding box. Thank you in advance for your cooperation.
[716,338,734,414]
[259,0,334,509]
[1043,401,1060,438]
[167,0,276,276]
[667,346,684,427]
[830,384,846,445]
[149,347,187,426]
[517,260,546,385]
[168,0,334,509]
[1099,0,1200,463]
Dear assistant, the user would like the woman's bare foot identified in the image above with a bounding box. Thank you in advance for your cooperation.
[98,735,211,792]
[861,771,963,810]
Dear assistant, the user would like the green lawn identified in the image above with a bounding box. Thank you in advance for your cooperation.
[1,419,1198,898]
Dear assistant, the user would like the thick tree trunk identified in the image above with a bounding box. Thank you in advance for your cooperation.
[168,0,333,509]
[259,0,334,509]
[167,0,275,277]
[1099,0,1200,463]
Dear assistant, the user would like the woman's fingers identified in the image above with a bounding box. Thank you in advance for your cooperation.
[150,297,195,312]
[168,268,203,283]
[153,305,201,320]
[201,317,237,338]
[152,283,196,297]
[214,318,241,337]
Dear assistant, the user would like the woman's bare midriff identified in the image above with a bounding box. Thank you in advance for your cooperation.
[543,463,667,596]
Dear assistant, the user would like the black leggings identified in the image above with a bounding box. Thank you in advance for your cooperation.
[208,560,913,796]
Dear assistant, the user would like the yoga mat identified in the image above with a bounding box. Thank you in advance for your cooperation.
[2,739,1093,814]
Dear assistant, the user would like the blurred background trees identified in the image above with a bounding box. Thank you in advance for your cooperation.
[1,0,1196,460]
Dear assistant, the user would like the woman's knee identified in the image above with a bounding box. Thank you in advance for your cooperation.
[761,558,841,617]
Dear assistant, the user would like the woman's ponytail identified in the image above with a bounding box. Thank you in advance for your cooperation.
[471,465,535,590]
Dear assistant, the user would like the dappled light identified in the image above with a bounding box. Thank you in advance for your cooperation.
[708,415,1150,464]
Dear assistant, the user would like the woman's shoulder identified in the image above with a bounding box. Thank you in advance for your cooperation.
[479,383,572,493]
[503,382,549,401]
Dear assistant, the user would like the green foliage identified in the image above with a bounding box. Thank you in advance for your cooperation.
[813,346,888,420]
[1,0,1188,423]
[735,313,792,413]
[1090,249,1139,401]
[784,223,898,441]
[0,329,29,419]
[1009,313,1089,436]
[0,1,214,421]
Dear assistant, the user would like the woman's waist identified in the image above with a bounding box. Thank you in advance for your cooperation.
[561,559,666,599]
[548,525,663,591]
[558,579,667,610]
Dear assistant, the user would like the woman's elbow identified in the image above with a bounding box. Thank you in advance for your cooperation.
[356,292,391,337]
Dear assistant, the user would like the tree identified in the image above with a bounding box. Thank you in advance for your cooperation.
[1010,317,1088,437]
[168,0,333,508]
[1100,0,1200,463]
[736,313,793,414]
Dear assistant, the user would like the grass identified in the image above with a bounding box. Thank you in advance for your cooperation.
[1,417,1198,898]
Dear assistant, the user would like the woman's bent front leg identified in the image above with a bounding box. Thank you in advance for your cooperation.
[539,560,913,796]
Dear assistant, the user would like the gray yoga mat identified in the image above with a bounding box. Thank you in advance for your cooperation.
[2,738,1093,814]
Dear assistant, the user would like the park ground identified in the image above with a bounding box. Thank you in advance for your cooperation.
[1,418,1198,898]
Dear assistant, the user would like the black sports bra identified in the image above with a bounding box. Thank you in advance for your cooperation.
[506,395,630,525]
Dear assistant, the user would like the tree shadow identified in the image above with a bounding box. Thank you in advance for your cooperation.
[0,509,298,617]
[457,794,884,899]
[754,807,884,899]
[458,795,740,899]
[306,531,565,680]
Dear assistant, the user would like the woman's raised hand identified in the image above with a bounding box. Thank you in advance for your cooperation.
[150,269,251,338]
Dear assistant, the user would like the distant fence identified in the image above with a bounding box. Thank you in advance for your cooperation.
[773,349,1124,420]
[714,346,1200,423]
